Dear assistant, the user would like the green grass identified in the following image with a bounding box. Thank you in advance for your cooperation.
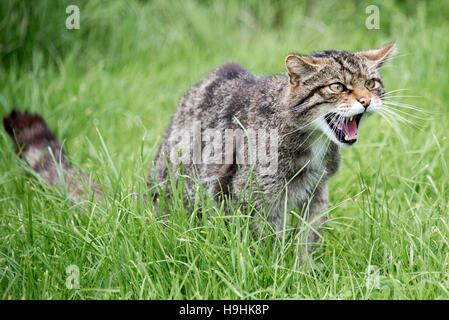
[1,0,449,299]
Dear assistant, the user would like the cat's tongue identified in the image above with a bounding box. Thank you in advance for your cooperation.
[342,117,358,140]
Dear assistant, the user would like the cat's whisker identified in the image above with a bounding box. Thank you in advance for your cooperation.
[380,88,412,97]
[382,107,413,123]
[382,108,419,128]
[382,98,424,108]
[383,102,432,120]
[380,110,420,139]
[378,111,411,143]
[379,111,409,133]
[383,106,430,121]
[304,130,323,152]
[311,111,345,168]
[382,100,430,114]
[281,116,323,139]
[293,127,321,152]
[283,115,325,149]
[380,95,421,99]
[301,111,343,154]
[378,111,395,128]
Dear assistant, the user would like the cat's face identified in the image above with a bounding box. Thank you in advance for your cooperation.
[285,43,395,147]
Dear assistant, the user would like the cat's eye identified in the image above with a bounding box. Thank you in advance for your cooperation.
[365,79,376,89]
[329,83,345,93]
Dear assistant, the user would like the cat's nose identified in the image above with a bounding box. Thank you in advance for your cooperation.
[358,96,371,108]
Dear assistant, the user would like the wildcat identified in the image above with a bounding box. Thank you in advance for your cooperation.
[3,43,395,262]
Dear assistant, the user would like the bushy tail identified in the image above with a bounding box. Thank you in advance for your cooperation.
[3,110,102,200]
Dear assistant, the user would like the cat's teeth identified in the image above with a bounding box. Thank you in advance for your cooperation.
[344,134,349,141]
[350,116,353,121]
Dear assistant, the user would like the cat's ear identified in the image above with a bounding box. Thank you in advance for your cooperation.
[357,42,396,69]
[285,54,330,86]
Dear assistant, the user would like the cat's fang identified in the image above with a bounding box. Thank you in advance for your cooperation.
[344,133,358,141]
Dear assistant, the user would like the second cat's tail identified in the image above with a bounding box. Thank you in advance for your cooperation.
[3,110,103,200]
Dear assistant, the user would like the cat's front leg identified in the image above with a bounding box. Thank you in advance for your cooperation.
[297,184,329,264]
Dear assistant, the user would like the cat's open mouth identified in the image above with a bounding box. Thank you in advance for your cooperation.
[325,113,363,145]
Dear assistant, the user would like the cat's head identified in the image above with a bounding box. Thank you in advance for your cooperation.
[284,43,395,147]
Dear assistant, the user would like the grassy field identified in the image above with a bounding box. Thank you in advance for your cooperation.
[1,0,448,299]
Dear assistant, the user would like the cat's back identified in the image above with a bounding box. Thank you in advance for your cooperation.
[152,62,258,183]
[198,61,256,97]
[175,62,258,123]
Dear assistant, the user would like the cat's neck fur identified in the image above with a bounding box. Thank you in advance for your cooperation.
[241,72,339,179]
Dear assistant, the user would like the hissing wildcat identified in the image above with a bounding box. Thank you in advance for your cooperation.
[3,43,395,262]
